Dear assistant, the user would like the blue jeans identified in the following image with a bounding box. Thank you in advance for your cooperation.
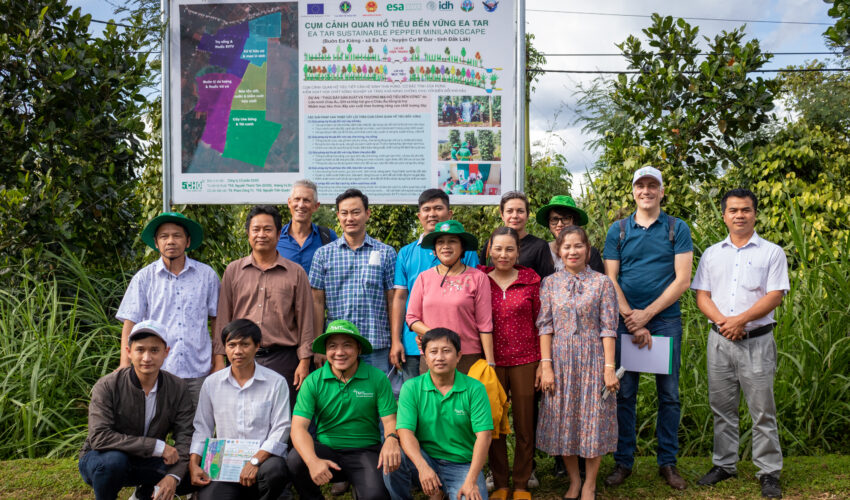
[384,449,488,500]
[614,316,682,469]
[361,347,391,374]
[78,450,181,500]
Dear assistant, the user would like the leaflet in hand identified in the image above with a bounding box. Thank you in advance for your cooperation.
[200,438,261,482]
[620,334,673,375]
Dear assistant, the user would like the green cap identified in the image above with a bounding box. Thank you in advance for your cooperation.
[141,212,204,252]
[535,195,589,227]
[312,320,373,355]
[421,220,478,252]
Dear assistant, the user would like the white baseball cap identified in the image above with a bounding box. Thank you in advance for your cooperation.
[129,319,169,346]
[632,166,663,187]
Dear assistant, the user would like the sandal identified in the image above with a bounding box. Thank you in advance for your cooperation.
[512,490,532,500]
[491,488,510,500]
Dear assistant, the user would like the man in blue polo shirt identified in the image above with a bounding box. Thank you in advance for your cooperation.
[603,166,693,491]
[390,189,479,385]
[276,179,337,276]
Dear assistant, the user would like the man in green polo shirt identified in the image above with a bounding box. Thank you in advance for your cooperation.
[385,328,492,500]
[287,320,401,500]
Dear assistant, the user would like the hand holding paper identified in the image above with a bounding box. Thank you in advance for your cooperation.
[621,334,672,375]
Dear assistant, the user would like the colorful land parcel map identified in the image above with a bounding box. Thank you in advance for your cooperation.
[179,3,298,173]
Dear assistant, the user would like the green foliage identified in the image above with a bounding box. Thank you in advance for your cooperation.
[478,130,496,161]
[777,59,850,132]
[0,1,151,268]
[825,0,850,54]
[448,129,461,146]
[463,130,478,149]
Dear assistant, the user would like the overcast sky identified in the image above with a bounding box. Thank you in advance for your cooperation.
[69,0,837,187]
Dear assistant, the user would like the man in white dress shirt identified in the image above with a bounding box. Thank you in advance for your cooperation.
[189,318,291,500]
[116,212,220,407]
[691,188,789,499]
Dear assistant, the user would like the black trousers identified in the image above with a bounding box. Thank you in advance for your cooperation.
[196,455,288,500]
[255,346,300,411]
[287,442,390,500]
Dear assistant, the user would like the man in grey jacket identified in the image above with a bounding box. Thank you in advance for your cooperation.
[79,320,195,500]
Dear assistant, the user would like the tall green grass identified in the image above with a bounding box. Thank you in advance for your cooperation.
[0,250,122,459]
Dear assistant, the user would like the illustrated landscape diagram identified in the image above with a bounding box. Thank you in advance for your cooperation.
[181,3,299,173]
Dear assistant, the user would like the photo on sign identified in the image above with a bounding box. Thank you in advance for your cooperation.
[437,95,501,128]
[438,163,501,196]
[179,2,299,174]
[437,128,501,162]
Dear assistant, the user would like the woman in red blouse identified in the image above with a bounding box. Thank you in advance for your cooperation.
[478,226,541,500]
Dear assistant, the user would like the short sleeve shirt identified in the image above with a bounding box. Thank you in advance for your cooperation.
[405,267,492,355]
[309,234,397,349]
[397,371,493,463]
[691,232,789,330]
[394,237,479,355]
[603,211,693,318]
[276,222,337,277]
[116,257,220,379]
[293,361,396,449]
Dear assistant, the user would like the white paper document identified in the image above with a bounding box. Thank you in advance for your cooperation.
[200,438,261,482]
[620,334,673,375]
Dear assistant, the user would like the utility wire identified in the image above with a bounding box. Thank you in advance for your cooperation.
[90,18,159,30]
[528,68,850,74]
[525,9,832,26]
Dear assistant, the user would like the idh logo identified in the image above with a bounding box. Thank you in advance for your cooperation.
[366,1,377,11]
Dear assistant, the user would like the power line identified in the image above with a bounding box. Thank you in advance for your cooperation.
[526,8,832,26]
[528,68,850,74]
[90,18,158,31]
[540,52,842,57]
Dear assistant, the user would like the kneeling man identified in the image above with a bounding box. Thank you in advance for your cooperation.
[288,320,400,499]
[79,320,194,500]
[189,319,291,500]
[386,328,492,500]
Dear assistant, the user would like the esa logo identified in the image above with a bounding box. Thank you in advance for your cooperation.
[181,181,203,191]
[387,2,404,10]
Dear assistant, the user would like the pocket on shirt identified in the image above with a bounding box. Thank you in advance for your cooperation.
[249,400,273,428]
[742,266,766,291]
[267,285,294,314]
[362,264,383,290]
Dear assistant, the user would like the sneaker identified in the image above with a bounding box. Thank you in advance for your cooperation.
[527,471,539,489]
[759,474,782,498]
[486,471,495,492]
[696,465,736,486]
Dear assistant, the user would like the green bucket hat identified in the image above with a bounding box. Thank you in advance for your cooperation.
[141,212,204,252]
[536,195,589,227]
[312,320,373,355]
[421,220,478,252]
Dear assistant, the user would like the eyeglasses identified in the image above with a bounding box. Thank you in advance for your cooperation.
[549,217,573,226]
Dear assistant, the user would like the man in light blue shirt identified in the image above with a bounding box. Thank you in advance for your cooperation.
[390,189,478,385]
[117,212,220,408]
[691,188,788,499]
[310,189,397,373]
[276,179,337,276]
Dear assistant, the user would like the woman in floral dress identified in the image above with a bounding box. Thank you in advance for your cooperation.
[536,226,620,500]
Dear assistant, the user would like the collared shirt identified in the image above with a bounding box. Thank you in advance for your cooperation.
[215,253,314,359]
[397,371,493,463]
[603,211,693,318]
[394,235,479,355]
[276,222,337,277]
[117,257,220,379]
[190,362,291,457]
[293,361,397,450]
[691,232,789,330]
[309,234,397,349]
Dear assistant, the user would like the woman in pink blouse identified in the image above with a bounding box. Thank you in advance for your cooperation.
[406,220,495,374]
[478,226,541,500]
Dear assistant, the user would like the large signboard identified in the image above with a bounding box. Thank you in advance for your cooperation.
[168,0,520,204]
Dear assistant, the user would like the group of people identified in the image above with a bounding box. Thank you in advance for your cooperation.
[79,167,789,500]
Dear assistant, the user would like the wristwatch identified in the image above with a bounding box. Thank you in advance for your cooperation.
[385,432,400,441]
[249,457,260,466]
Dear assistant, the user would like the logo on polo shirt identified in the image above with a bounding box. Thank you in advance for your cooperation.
[353,389,374,398]
[454,408,466,416]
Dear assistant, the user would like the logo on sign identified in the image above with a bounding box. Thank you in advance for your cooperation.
[387,2,404,10]
[406,2,423,9]
[339,1,352,13]
[460,0,473,12]
[436,1,453,10]
[482,0,498,12]
[426,0,437,9]
[307,3,325,14]
[366,1,378,11]
[182,181,203,191]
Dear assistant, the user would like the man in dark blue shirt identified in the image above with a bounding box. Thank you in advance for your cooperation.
[603,166,693,491]
[276,179,337,277]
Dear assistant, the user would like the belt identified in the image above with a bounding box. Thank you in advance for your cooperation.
[711,323,774,340]
[255,345,292,357]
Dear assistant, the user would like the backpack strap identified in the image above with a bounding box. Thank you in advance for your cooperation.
[318,225,333,246]
[667,215,676,245]
[617,218,626,253]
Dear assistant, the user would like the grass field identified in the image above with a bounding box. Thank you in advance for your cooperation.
[2,454,848,500]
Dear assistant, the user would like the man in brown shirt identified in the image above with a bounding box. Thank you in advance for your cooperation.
[215,205,315,407]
